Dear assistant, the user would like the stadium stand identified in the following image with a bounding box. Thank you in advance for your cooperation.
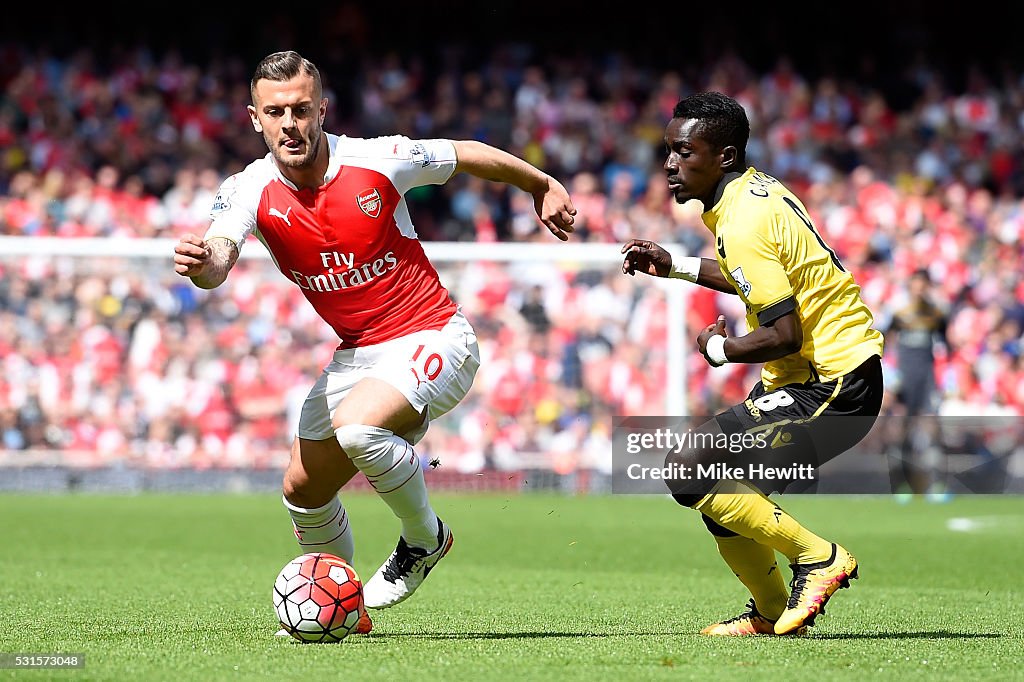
[2,7,1023,473]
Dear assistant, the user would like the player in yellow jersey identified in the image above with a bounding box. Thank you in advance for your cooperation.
[622,92,884,636]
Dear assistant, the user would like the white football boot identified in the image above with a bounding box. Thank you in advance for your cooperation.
[363,519,453,609]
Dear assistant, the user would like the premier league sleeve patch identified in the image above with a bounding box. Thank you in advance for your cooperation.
[211,190,232,214]
[409,142,434,168]
[210,176,239,216]
[730,266,753,297]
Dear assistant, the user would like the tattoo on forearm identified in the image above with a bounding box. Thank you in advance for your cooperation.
[191,238,238,289]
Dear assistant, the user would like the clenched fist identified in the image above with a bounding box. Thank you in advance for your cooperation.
[173,233,212,277]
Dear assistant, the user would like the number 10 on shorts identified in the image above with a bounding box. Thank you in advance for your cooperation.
[410,344,444,387]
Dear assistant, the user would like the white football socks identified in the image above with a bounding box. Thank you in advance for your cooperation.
[335,424,440,550]
[282,495,354,563]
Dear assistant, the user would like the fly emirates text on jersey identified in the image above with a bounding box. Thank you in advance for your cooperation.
[289,250,398,292]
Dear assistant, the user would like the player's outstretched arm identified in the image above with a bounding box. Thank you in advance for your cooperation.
[173,234,239,289]
[620,238,736,294]
[452,140,576,241]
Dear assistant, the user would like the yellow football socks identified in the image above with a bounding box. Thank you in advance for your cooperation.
[713,534,788,621]
[695,480,833,565]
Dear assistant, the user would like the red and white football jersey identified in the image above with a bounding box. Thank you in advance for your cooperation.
[205,134,459,349]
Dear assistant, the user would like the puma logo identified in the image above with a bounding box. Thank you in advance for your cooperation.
[269,206,292,226]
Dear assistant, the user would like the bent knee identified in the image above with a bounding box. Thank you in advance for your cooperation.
[337,421,378,448]
[334,423,391,455]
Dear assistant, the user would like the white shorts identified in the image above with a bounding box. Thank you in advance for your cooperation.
[297,309,481,445]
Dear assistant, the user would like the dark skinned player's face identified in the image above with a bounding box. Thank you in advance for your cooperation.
[663,117,726,206]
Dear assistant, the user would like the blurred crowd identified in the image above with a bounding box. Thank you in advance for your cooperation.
[2,40,1024,468]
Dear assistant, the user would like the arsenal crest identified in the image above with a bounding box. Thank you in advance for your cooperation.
[356,188,381,218]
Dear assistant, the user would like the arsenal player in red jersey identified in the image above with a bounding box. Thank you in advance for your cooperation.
[173,51,576,629]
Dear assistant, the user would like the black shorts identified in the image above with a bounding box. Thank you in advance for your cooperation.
[897,365,936,416]
[714,354,884,492]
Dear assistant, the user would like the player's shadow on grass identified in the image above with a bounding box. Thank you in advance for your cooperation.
[813,631,1001,640]
[377,630,1002,641]
[377,632,674,640]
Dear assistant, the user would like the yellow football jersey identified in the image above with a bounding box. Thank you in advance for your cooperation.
[702,167,884,390]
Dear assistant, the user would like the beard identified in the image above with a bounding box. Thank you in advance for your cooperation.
[266,128,321,169]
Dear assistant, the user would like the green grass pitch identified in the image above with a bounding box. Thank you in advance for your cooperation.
[1,492,1021,680]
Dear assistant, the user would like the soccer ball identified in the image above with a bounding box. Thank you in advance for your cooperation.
[272,552,364,643]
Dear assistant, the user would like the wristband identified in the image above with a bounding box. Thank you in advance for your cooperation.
[668,256,700,282]
[705,334,729,366]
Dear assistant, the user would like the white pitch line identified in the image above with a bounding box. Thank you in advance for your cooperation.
[945,515,1024,532]
[946,517,982,532]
